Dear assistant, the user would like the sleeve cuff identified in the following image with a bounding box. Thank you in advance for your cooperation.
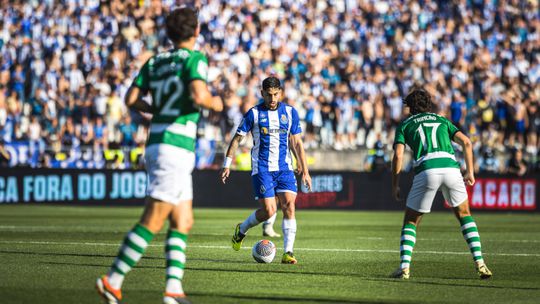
[188,76,206,82]
[237,130,247,136]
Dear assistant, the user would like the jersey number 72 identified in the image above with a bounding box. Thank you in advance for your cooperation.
[150,75,184,116]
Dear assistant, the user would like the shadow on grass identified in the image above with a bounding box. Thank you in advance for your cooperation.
[37,260,540,292]
[0,249,159,260]
[5,248,537,293]
[188,292,394,303]
[389,278,540,291]
[0,249,248,264]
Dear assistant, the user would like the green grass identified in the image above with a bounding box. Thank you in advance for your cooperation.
[0,206,539,304]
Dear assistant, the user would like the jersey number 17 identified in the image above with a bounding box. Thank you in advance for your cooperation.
[416,123,441,149]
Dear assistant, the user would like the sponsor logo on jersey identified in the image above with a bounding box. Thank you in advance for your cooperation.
[260,118,268,123]
[260,127,287,135]
[280,114,288,124]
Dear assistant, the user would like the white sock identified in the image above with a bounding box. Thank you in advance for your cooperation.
[239,211,260,234]
[264,212,277,226]
[165,279,184,296]
[282,218,297,253]
[107,268,124,290]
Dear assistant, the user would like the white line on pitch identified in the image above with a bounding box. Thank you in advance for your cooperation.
[1,226,539,244]
[0,240,538,257]
[356,236,540,243]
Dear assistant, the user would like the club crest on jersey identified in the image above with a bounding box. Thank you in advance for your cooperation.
[260,185,266,194]
[280,114,288,124]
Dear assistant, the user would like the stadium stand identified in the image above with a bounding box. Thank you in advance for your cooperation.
[0,0,538,172]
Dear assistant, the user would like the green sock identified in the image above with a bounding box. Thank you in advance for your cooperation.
[107,224,154,289]
[165,229,188,295]
[460,216,484,264]
[400,223,416,269]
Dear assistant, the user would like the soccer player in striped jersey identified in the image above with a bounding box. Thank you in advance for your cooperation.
[220,76,312,264]
[391,88,492,280]
[96,8,222,304]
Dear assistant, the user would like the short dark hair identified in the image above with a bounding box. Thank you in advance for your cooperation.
[262,76,281,91]
[404,88,433,114]
[166,7,198,44]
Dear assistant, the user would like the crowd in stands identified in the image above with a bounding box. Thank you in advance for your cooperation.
[0,0,539,174]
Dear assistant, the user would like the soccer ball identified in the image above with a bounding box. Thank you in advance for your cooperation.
[252,239,276,263]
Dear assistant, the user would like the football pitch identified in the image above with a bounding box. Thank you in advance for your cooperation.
[0,206,539,304]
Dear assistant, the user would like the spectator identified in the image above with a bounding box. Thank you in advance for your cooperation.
[118,115,137,147]
[0,1,538,170]
[506,148,528,176]
[364,136,390,173]
[476,147,501,174]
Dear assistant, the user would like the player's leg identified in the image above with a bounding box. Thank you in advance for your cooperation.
[232,196,278,250]
[443,170,492,279]
[163,200,193,304]
[97,198,172,303]
[275,170,299,264]
[390,207,423,279]
[232,172,277,250]
[452,202,491,278]
[277,191,298,264]
[391,171,439,279]
[262,196,281,237]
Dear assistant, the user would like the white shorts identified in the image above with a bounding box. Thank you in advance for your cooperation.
[145,144,195,205]
[406,168,468,213]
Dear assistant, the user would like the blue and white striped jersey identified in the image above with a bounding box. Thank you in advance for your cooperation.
[236,102,302,175]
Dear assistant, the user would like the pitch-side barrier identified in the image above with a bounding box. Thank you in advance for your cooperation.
[0,168,537,212]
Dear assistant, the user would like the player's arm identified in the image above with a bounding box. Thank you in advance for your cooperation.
[453,131,475,186]
[289,133,312,191]
[125,85,152,113]
[220,133,244,184]
[126,60,153,113]
[190,80,222,112]
[288,137,302,174]
[391,143,405,201]
[221,109,254,184]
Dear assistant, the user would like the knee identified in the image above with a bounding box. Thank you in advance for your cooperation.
[281,202,295,217]
[456,208,471,219]
[454,203,471,219]
[183,216,194,232]
[171,215,194,233]
[263,205,277,218]
[140,219,164,234]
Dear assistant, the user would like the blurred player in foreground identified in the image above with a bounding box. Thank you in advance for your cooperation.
[221,76,311,264]
[391,88,492,280]
[96,7,222,304]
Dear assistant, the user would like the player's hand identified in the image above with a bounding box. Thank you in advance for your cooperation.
[212,96,223,112]
[220,168,230,184]
[463,172,475,186]
[139,112,153,121]
[392,186,401,201]
[302,173,312,192]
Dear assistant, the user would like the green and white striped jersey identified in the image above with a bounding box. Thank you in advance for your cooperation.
[133,48,208,152]
[394,112,461,174]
